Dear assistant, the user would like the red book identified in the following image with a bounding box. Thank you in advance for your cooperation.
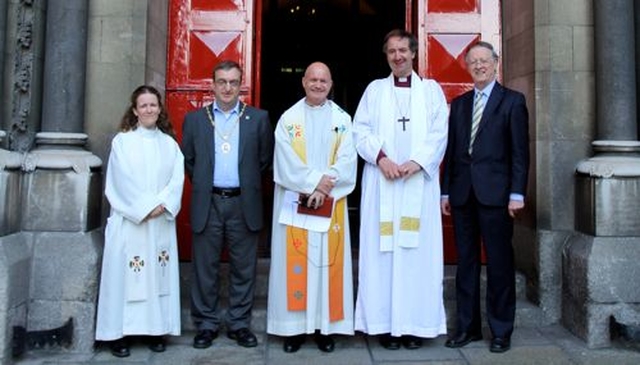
[297,194,334,218]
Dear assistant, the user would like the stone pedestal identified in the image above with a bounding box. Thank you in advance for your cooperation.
[0,132,104,361]
[0,131,30,363]
[0,131,22,235]
[575,141,640,235]
[21,133,102,231]
[563,234,640,348]
[565,141,640,348]
[25,133,103,353]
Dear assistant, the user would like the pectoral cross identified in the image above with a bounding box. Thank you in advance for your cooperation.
[397,116,409,131]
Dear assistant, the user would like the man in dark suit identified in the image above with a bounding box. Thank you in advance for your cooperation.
[182,60,274,349]
[441,41,529,354]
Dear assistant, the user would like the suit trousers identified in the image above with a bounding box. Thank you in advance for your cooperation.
[450,189,516,339]
[190,193,259,332]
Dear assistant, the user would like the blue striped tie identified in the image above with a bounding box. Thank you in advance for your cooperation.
[469,92,484,154]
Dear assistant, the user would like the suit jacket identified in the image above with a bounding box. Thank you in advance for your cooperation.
[442,82,529,207]
[182,102,274,233]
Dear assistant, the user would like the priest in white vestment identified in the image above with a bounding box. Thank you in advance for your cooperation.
[96,86,184,357]
[353,29,449,350]
[267,62,357,353]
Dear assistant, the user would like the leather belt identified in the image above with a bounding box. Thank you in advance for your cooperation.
[212,187,241,198]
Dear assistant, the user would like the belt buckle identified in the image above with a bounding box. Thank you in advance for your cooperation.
[213,187,239,198]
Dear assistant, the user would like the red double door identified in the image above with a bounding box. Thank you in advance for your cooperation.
[166,0,501,262]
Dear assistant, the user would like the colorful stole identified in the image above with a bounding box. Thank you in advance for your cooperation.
[285,120,345,322]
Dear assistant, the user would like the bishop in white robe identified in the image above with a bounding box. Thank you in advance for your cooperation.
[96,126,184,341]
[353,71,449,340]
[267,98,357,338]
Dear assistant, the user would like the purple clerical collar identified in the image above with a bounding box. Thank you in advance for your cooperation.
[394,75,411,88]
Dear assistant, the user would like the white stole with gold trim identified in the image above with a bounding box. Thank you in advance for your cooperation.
[378,73,426,251]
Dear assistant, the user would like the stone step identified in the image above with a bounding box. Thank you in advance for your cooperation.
[178,259,546,333]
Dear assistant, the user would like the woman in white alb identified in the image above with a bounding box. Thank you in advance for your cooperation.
[95,85,184,358]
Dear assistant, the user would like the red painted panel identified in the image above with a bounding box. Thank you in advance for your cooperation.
[167,0,194,89]
[429,0,478,13]
[188,31,243,82]
[253,0,263,107]
[167,0,254,91]
[426,34,479,102]
[427,34,478,83]
[191,0,238,11]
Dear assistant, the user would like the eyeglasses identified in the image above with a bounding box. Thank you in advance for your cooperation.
[466,58,494,66]
[214,79,241,88]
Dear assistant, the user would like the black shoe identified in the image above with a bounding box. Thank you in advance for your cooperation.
[227,328,258,348]
[314,334,335,353]
[148,336,166,352]
[490,337,511,353]
[110,338,130,358]
[444,332,483,348]
[379,333,401,350]
[402,335,423,349]
[193,329,218,349]
[283,334,306,353]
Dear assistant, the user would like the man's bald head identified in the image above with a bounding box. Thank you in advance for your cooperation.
[302,62,333,106]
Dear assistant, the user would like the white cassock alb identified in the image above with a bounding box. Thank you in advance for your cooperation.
[267,99,357,336]
[353,72,449,338]
[95,127,184,340]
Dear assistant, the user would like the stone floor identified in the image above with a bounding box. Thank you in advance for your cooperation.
[13,325,640,365]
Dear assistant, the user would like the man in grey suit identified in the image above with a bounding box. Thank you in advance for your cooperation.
[182,60,274,349]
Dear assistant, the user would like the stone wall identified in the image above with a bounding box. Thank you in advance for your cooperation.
[503,0,596,324]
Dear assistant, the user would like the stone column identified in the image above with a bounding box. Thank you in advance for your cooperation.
[19,0,103,354]
[41,0,88,132]
[594,0,637,139]
[0,1,7,134]
[635,0,640,136]
[564,0,640,349]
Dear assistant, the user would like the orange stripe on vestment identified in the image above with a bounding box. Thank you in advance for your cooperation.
[328,198,345,322]
[286,226,308,311]
[284,118,345,322]
[285,202,345,322]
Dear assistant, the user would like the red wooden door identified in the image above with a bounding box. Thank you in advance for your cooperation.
[166,0,258,260]
[417,0,501,263]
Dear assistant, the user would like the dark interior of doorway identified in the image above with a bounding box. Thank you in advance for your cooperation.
[260,0,405,251]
